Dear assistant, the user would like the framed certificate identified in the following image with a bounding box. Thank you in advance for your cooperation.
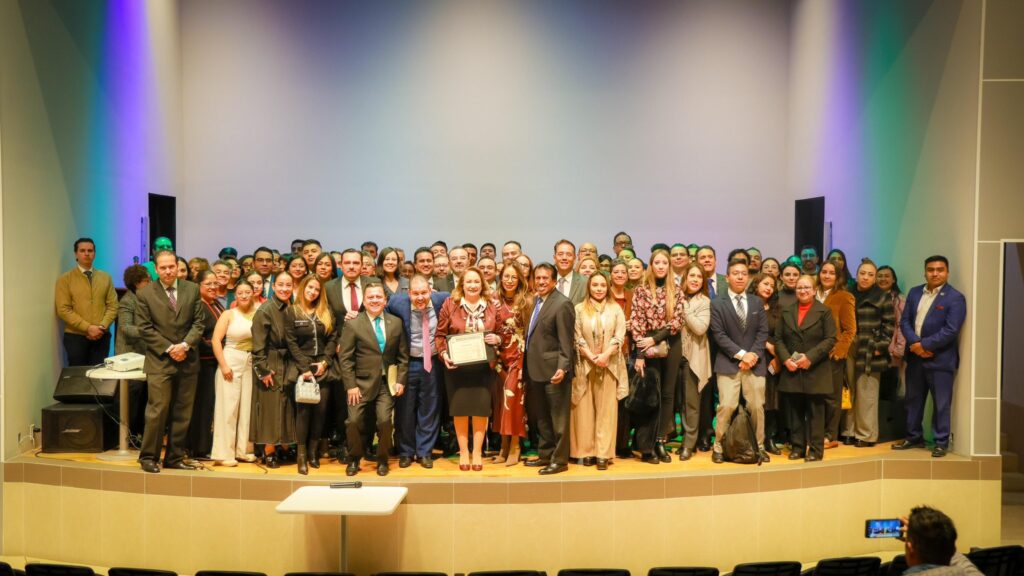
[446,332,489,366]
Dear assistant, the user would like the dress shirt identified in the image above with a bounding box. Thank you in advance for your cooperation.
[816,288,832,304]
[409,303,437,358]
[343,277,363,311]
[727,288,752,360]
[914,283,945,336]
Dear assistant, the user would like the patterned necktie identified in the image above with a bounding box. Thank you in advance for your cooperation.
[349,282,359,312]
[421,308,432,373]
[84,270,93,285]
[558,277,566,295]
[374,317,385,352]
[167,286,178,312]
[735,295,747,331]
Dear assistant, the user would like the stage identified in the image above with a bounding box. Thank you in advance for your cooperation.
[1,443,1001,576]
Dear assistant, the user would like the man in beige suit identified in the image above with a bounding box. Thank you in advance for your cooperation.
[55,238,118,366]
[339,283,408,476]
[135,251,206,473]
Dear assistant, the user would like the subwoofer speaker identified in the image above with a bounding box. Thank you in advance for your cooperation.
[41,403,116,453]
[878,399,907,443]
[54,366,118,403]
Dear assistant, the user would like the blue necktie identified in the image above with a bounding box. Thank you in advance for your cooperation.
[374,317,386,352]
[709,277,716,299]
[526,298,543,349]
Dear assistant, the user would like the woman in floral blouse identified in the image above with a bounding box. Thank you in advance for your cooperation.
[629,249,685,464]
[490,263,533,465]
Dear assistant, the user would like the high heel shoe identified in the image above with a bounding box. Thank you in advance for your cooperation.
[308,442,320,469]
[296,445,308,476]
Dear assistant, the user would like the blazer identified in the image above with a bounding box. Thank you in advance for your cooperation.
[324,276,366,323]
[708,273,729,300]
[775,301,837,395]
[900,283,966,372]
[284,306,339,382]
[709,291,770,376]
[252,296,290,386]
[135,280,205,375]
[55,267,118,335]
[432,275,453,293]
[525,290,576,382]
[820,289,856,359]
[115,290,145,355]
[556,271,587,305]
[573,302,629,404]
[681,294,713,391]
[386,291,450,346]
[338,311,409,394]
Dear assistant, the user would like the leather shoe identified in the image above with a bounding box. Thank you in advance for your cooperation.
[581,457,596,467]
[640,453,660,464]
[596,458,609,470]
[538,463,568,475]
[842,436,856,446]
[855,440,875,448]
[140,460,160,473]
[932,445,948,458]
[346,458,360,476]
[892,439,926,450]
[616,449,633,459]
[788,450,805,460]
[697,438,712,452]
[399,456,413,468]
[759,449,771,463]
[806,454,820,462]
[163,460,199,470]
[677,447,693,462]
[264,453,279,469]
[824,440,840,449]
[524,459,551,467]
[420,455,434,469]
[764,439,782,456]
[712,451,724,464]
[377,462,389,476]
[654,442,671,463]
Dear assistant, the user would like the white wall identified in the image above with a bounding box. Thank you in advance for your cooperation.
[179,0,793,265]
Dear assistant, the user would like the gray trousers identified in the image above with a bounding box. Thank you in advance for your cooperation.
[714,370,765,448]
[345,379,395,462]
[851,372,880,442]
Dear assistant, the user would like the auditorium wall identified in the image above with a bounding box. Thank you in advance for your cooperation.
[0,0,182,460]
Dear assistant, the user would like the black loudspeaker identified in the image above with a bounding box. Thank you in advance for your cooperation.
[794,196,825,257]
[878,399,908,443]
[54,366,118,403]
[41,403,116,453]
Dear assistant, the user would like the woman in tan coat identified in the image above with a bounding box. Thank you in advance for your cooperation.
[570,273,628,470]
[817,260,857,448]
[677,263,711,461]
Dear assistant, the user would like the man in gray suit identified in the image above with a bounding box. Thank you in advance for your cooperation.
[709,258,771,463]
[135,251,206,473]
[339,283,408,476]
[524,263,576,475]
[553,239,586,305]
[697,245,728,300]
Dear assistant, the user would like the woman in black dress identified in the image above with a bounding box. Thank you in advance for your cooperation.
[251,274,297,468]
[186,269,223,459]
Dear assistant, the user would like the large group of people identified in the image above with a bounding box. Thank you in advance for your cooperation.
[55,232,967,475]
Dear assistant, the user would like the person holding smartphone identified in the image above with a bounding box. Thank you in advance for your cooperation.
[775,275,836,461]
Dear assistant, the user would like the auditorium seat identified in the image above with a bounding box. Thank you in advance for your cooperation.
[877,555,906,576]
[966,545,1024,576]
[648,568,719,576]
[109,568,178,576]
[799,557,880,576]
[284,572,355,576]
[25,564,94,576]
[371,572,447,576]
[558,569,630,576]
[468,571,547,576]
[0,562,25,576]
[195,572,266,576]
[726,562,802,576]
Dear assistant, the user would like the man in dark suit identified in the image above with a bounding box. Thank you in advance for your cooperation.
[411,247,451,292]
[339,283,408,476]
[894,255,966,458]
[523,263,576,475]
[709,258,771,463]
[697,245,728,299]
[385,275,448,468]
[553,239,586,305]
[135,251,206,473]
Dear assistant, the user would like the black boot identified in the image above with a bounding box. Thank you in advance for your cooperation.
[297,445,308,476]
[654,441,671,463]
[308,442,320,469]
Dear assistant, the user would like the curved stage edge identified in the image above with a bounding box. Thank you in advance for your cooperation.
[1,445,1001,576]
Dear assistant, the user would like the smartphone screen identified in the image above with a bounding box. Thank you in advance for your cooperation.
[865,519,902,538]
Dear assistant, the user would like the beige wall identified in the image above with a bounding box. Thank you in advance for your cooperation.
[0,0,181,460]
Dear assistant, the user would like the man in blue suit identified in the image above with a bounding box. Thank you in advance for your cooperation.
[385,275,449,469]
[893,255,966,458]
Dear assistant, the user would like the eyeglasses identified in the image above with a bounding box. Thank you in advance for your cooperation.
[796,287,814,292]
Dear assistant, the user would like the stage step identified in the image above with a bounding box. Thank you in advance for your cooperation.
[1003,450,1019,473]
[1003,471,1024,493]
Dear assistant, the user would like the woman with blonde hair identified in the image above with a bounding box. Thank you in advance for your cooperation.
[490,262,533,465]
[284,274,337,475]
[437,267,500,471]
[629,250,684,463]
[571,273,628,470]
[576,256,600,278]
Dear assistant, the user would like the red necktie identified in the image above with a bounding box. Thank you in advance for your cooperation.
[422,308,432,373]
[349,282,358,312]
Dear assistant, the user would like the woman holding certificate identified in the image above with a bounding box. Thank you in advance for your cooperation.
[436,267,499,471]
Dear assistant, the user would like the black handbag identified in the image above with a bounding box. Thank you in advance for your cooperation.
[625,367,660,416]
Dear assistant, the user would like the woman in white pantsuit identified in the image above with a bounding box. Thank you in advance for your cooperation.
[212,280,258,466]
